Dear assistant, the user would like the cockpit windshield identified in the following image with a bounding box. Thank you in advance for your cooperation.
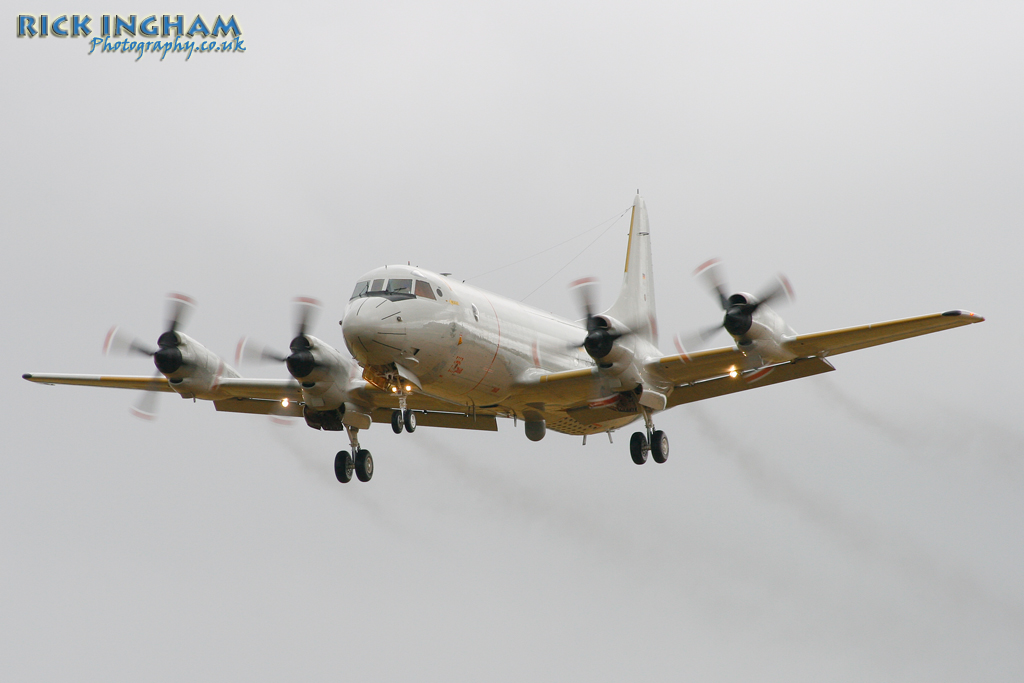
[350,277,440,301]
[350,281,369,299]
[386,279,413,295]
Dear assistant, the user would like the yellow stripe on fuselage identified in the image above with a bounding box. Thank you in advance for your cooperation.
[623,203,636,273]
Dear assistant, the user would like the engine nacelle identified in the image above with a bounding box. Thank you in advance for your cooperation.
[157,331,239,399]
[585,315,642,390]
[733,303,797,366]
[288,335,356,410]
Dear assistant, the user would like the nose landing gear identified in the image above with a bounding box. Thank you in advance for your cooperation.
[391,408,417,434]
[391,391,417,434]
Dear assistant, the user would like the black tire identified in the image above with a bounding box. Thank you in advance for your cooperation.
[651,430,669,464]
[335,450,353,483]
[403,409,417,433]
[391,410,404,434]
[355,449,374,482]
[630,432,648,465]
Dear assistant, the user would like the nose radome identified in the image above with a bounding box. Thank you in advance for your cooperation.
[342,298,407,364]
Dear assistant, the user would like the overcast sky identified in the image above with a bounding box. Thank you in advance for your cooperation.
[2,1,1022,680]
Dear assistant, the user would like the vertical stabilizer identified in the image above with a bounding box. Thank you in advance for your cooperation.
[604,194,657,345]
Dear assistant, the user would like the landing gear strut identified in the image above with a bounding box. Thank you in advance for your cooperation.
[630,408,669,465]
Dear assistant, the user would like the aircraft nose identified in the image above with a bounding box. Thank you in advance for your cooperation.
[343,298,407,364]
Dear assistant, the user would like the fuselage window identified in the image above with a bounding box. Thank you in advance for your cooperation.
[387,279,413,295]
[370,278,386,293]
[415,280,436,300]
[350,281,370,300]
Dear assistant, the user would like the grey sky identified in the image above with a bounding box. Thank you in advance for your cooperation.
[2,1,1022,680]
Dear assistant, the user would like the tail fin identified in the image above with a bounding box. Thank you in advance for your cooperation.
[604,194,657,345]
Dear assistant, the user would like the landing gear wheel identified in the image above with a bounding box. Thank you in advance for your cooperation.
[391,410,404,434]
[630,432,649,465]
[651,430,669,463]
[355,449,374,482]
[335,450,354,483]
[403,409,416,433]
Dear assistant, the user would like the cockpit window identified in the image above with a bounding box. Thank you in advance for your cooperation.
[415,280,436,300]
[386,279,413,295]
[350,281,369,300]
[350,276,434,301]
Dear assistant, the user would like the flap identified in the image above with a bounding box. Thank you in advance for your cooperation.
[666,357,835,408]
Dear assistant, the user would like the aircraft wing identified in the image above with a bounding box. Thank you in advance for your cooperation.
[644,347,750,386]
[22,373,304,400]
[22,373,178,392]
[665,357,835,408]
[507,367,604,407]
[782,310,984,358]
[347,383,500,431]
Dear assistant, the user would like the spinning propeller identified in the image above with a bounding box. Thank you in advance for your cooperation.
[103,293,197,419]
[688,258,793,344]
[236,297,322,380]
[569,277,629,360]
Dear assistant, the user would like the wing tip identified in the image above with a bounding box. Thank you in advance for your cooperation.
[942,309,985,322]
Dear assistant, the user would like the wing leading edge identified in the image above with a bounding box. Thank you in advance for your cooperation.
[783,309,984,358]
[647,310,983,387]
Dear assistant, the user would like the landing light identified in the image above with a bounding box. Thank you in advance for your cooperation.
[282,398,290,407]
[405,384,413,392]
[728,367,738,378]
[391,386,398,393]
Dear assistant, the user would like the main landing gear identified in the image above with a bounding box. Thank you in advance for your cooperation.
[335,425,374,483]
[333,405,416,484]
[629,409,669,465]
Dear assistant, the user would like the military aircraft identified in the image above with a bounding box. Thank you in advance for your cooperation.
[23,195,984,483]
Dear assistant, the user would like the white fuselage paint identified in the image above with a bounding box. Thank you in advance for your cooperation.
[340,266,671,435]
[343,266,590,402]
